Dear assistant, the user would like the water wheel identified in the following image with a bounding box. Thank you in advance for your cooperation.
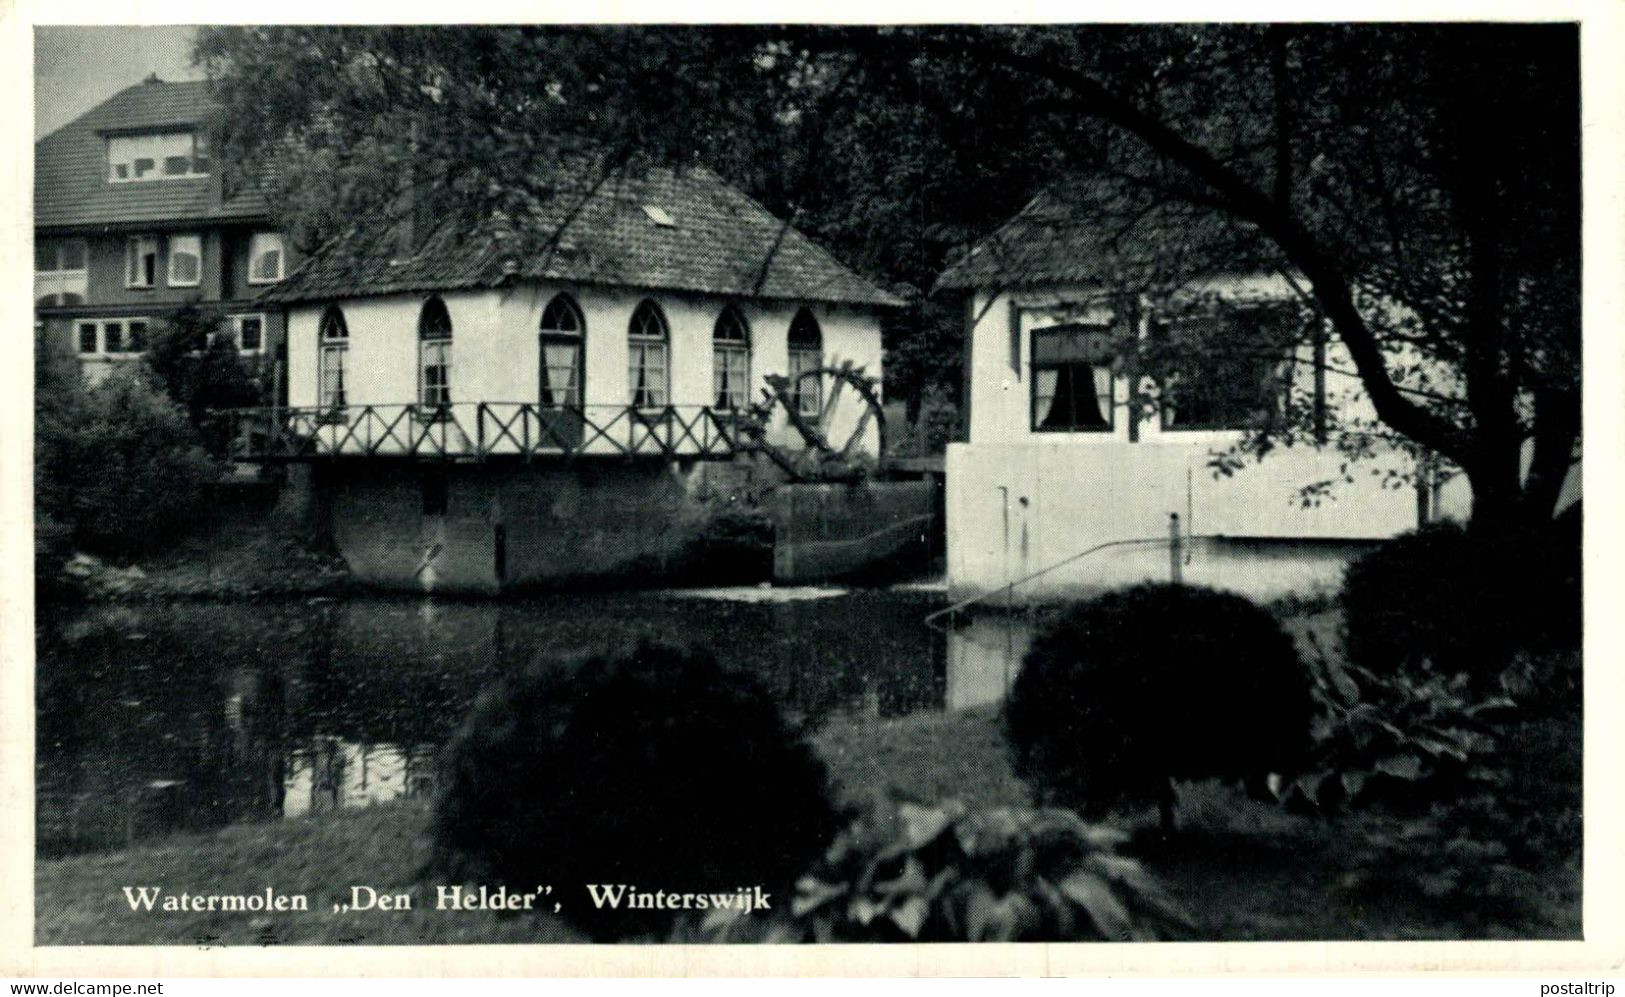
[741,360,886,481]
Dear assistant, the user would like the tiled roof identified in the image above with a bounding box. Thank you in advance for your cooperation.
[933,174,1283,294]
[263,162,903,309]
[35,79,271,229]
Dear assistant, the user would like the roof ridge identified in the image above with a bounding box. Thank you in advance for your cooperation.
[36,77,212,145]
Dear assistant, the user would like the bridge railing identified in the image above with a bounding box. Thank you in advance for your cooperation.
[209,403,751,462]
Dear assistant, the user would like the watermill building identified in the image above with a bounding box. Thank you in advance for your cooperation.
[933,178,1475,603]
[239,159,901,592]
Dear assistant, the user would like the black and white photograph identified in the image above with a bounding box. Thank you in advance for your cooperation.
[9,10,1619,973]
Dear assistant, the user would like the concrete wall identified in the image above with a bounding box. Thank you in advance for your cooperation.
[944,438,1440,603]
[771,480,937,583]
[286,285,885,455]
[322,460,712,594]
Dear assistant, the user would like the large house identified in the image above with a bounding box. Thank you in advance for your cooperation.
[34,76,292,385]
[933,179,1471,603]
[242,157,902,592]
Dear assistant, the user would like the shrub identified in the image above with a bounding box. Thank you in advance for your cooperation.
[1290,650,1514,812]
[686,796,1194,942]
[35,364,216,559]
[1340,520,1579,686]
[1005,583,1312,829]
[428,639,839,940]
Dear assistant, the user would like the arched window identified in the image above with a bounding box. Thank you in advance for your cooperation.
[418,297,452,407]
[787,307,823,417]
[539,293,586,408]
[627,299,670,408]
[318,305,349,409]
[712,304,751,410]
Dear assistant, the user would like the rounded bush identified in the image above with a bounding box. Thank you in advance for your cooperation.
[1005,583,1312,819]
[1340,520,1577,685]
[428,639,839,940]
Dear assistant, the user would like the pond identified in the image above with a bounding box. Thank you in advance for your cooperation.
[36,588,1033,857]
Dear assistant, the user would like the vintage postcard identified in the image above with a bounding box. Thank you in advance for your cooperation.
[4,3,1623,979]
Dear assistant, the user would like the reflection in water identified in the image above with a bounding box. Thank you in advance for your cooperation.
[36,591,1032,856]
[282,739,438,817]
[944,616,1033,712]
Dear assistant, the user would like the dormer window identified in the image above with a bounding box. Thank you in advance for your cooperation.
[108,131,209,183]
[248,232,285,284]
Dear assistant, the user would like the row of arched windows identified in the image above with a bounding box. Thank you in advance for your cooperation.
[315,295,825,413]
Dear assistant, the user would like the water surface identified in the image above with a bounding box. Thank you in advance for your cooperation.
[37,589,1031,856]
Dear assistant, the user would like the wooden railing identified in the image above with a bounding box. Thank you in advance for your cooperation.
[210,403,753,462]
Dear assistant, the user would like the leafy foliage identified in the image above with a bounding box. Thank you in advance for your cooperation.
[685,796,1194,942]
[1340,521,1579,687]
[1321,650,1580,929]
[35,331,216,559]
[1289,649,1514,813]
[1005,584,1312,821]
[143,304,268,457]
[427,639,839,941]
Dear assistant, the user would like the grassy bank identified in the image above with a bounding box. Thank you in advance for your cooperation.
[36,701,1579,945]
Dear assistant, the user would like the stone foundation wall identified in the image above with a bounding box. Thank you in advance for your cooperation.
[322,460,714,594]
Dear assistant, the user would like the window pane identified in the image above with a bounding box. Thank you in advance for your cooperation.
[78,324,98,354]
[105,323,124,353]
[421,340,450,405]
[128,322,148,353]
[541,295,582,332]
[1032,369,1059,426]
[320,345,347,407]
[250,233,285,282]
[541,340,579,405]
[320,307,348,340]
[240,318,263,351]
[1091,366,1113,424]
[170,254,200,286]
[1034,325,1112,364]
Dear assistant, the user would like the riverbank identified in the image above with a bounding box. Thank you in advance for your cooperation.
[58,534,350,603]
[35,703,1579,944]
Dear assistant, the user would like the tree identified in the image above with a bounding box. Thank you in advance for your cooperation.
[36,329,216,558]
[194,24,1579,533]
[144,302,266,457]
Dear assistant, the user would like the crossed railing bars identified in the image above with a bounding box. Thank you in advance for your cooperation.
[210,402,753,462]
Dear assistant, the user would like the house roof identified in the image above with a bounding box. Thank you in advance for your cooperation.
[261,162,904,309]
[35,79,271,230]
[932,175,1284,296]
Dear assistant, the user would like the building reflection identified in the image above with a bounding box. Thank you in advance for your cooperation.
[942,615,1033,712]
[282,738,437,817]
